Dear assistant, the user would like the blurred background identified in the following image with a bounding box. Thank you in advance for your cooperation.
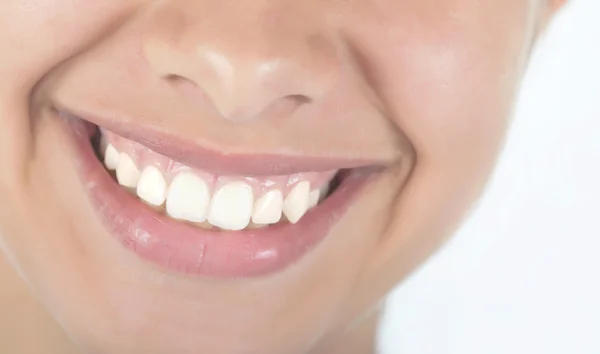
[379,0,600,352]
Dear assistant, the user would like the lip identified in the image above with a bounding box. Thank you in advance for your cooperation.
[58,111,377,278]
[56,109,382,176]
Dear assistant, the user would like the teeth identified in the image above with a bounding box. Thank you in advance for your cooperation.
[208,182,254,231]
[136,166,167,206]
[116,153,140,188]
[102,140,330,228]
[308,189,321,209]
[166,172,211,223]
[99,133,108,152]
[104,144,120,171]
[320,183,330,198]
[252,190,284,225]
[283,181,311,224]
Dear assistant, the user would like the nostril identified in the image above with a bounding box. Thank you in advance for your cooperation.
[141,0,342,123]
[161,74,313,121]
[163,74,215,108]
[164,74,184,83]
[253,95,310,122]
[164,74,195,88]
[287,94,312,105]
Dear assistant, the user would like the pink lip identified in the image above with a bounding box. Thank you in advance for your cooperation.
[60,113,376,278]
[58,110,380,176]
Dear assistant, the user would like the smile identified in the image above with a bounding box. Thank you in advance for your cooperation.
[100,128,337,230]
[58,110,379,278]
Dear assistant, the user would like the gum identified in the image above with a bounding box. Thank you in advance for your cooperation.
[101,129,337,197]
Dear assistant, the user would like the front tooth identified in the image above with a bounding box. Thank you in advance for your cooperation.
[116,153,140,188]
[283,181,311,224]
[136,166,167,206]
[104,144,120,171]
[252,190,283,225]
[308,189,320,209]
[166,172,211,223]
[208,182,254,231]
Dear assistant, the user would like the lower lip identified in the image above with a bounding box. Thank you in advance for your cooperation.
[61,114,374,278]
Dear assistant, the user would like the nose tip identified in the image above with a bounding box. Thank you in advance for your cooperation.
[192,42,338,121]
[142,5,340,122]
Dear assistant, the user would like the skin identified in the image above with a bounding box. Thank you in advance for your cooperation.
[0,0,565,353]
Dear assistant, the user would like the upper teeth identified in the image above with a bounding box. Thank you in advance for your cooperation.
[252,190,284,225]
[104,144,330,231]
[165,172,211,223]
[137,166,168,206]
[208,181,255,231]
[283,181,311,224]
[116,153,141,188]
[104,144,120,171]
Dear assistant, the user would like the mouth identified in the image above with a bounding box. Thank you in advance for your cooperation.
[58,110,379,278]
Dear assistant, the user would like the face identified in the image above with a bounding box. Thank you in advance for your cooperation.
[0,0,561,353]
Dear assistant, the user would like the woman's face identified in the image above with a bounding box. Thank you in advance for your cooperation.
[0,0,560,353]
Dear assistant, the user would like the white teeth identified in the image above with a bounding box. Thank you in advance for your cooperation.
[99,133,108,151]
[166,172,211,223]
[103,140,328,228]
[320,183,330,198]
[308,189,321,209]
[252,190,283,225]
[136,166,167,206]
[104,144,120,171]
[116,153,140,188]
[208,182,254,231]
[283,181,311,224]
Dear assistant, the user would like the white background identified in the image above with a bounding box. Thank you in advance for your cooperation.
[378,0,600,353]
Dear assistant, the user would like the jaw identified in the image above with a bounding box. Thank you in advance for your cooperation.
[4,106,410,354]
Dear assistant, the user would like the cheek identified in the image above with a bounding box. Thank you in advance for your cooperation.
[0,0,141,287]
[337,5,538,306]
[349,1,535,166]
[0,1,141,193]
[0,2,138,89]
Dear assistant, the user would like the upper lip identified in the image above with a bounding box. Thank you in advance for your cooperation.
[58,109,384,176]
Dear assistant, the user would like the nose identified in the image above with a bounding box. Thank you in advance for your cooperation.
[141,1,341,122]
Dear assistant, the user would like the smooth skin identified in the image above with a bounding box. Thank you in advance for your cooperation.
[0,1,565,353]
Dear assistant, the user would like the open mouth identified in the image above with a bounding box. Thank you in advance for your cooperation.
[94,128,339,231]
[58,110,377,278]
